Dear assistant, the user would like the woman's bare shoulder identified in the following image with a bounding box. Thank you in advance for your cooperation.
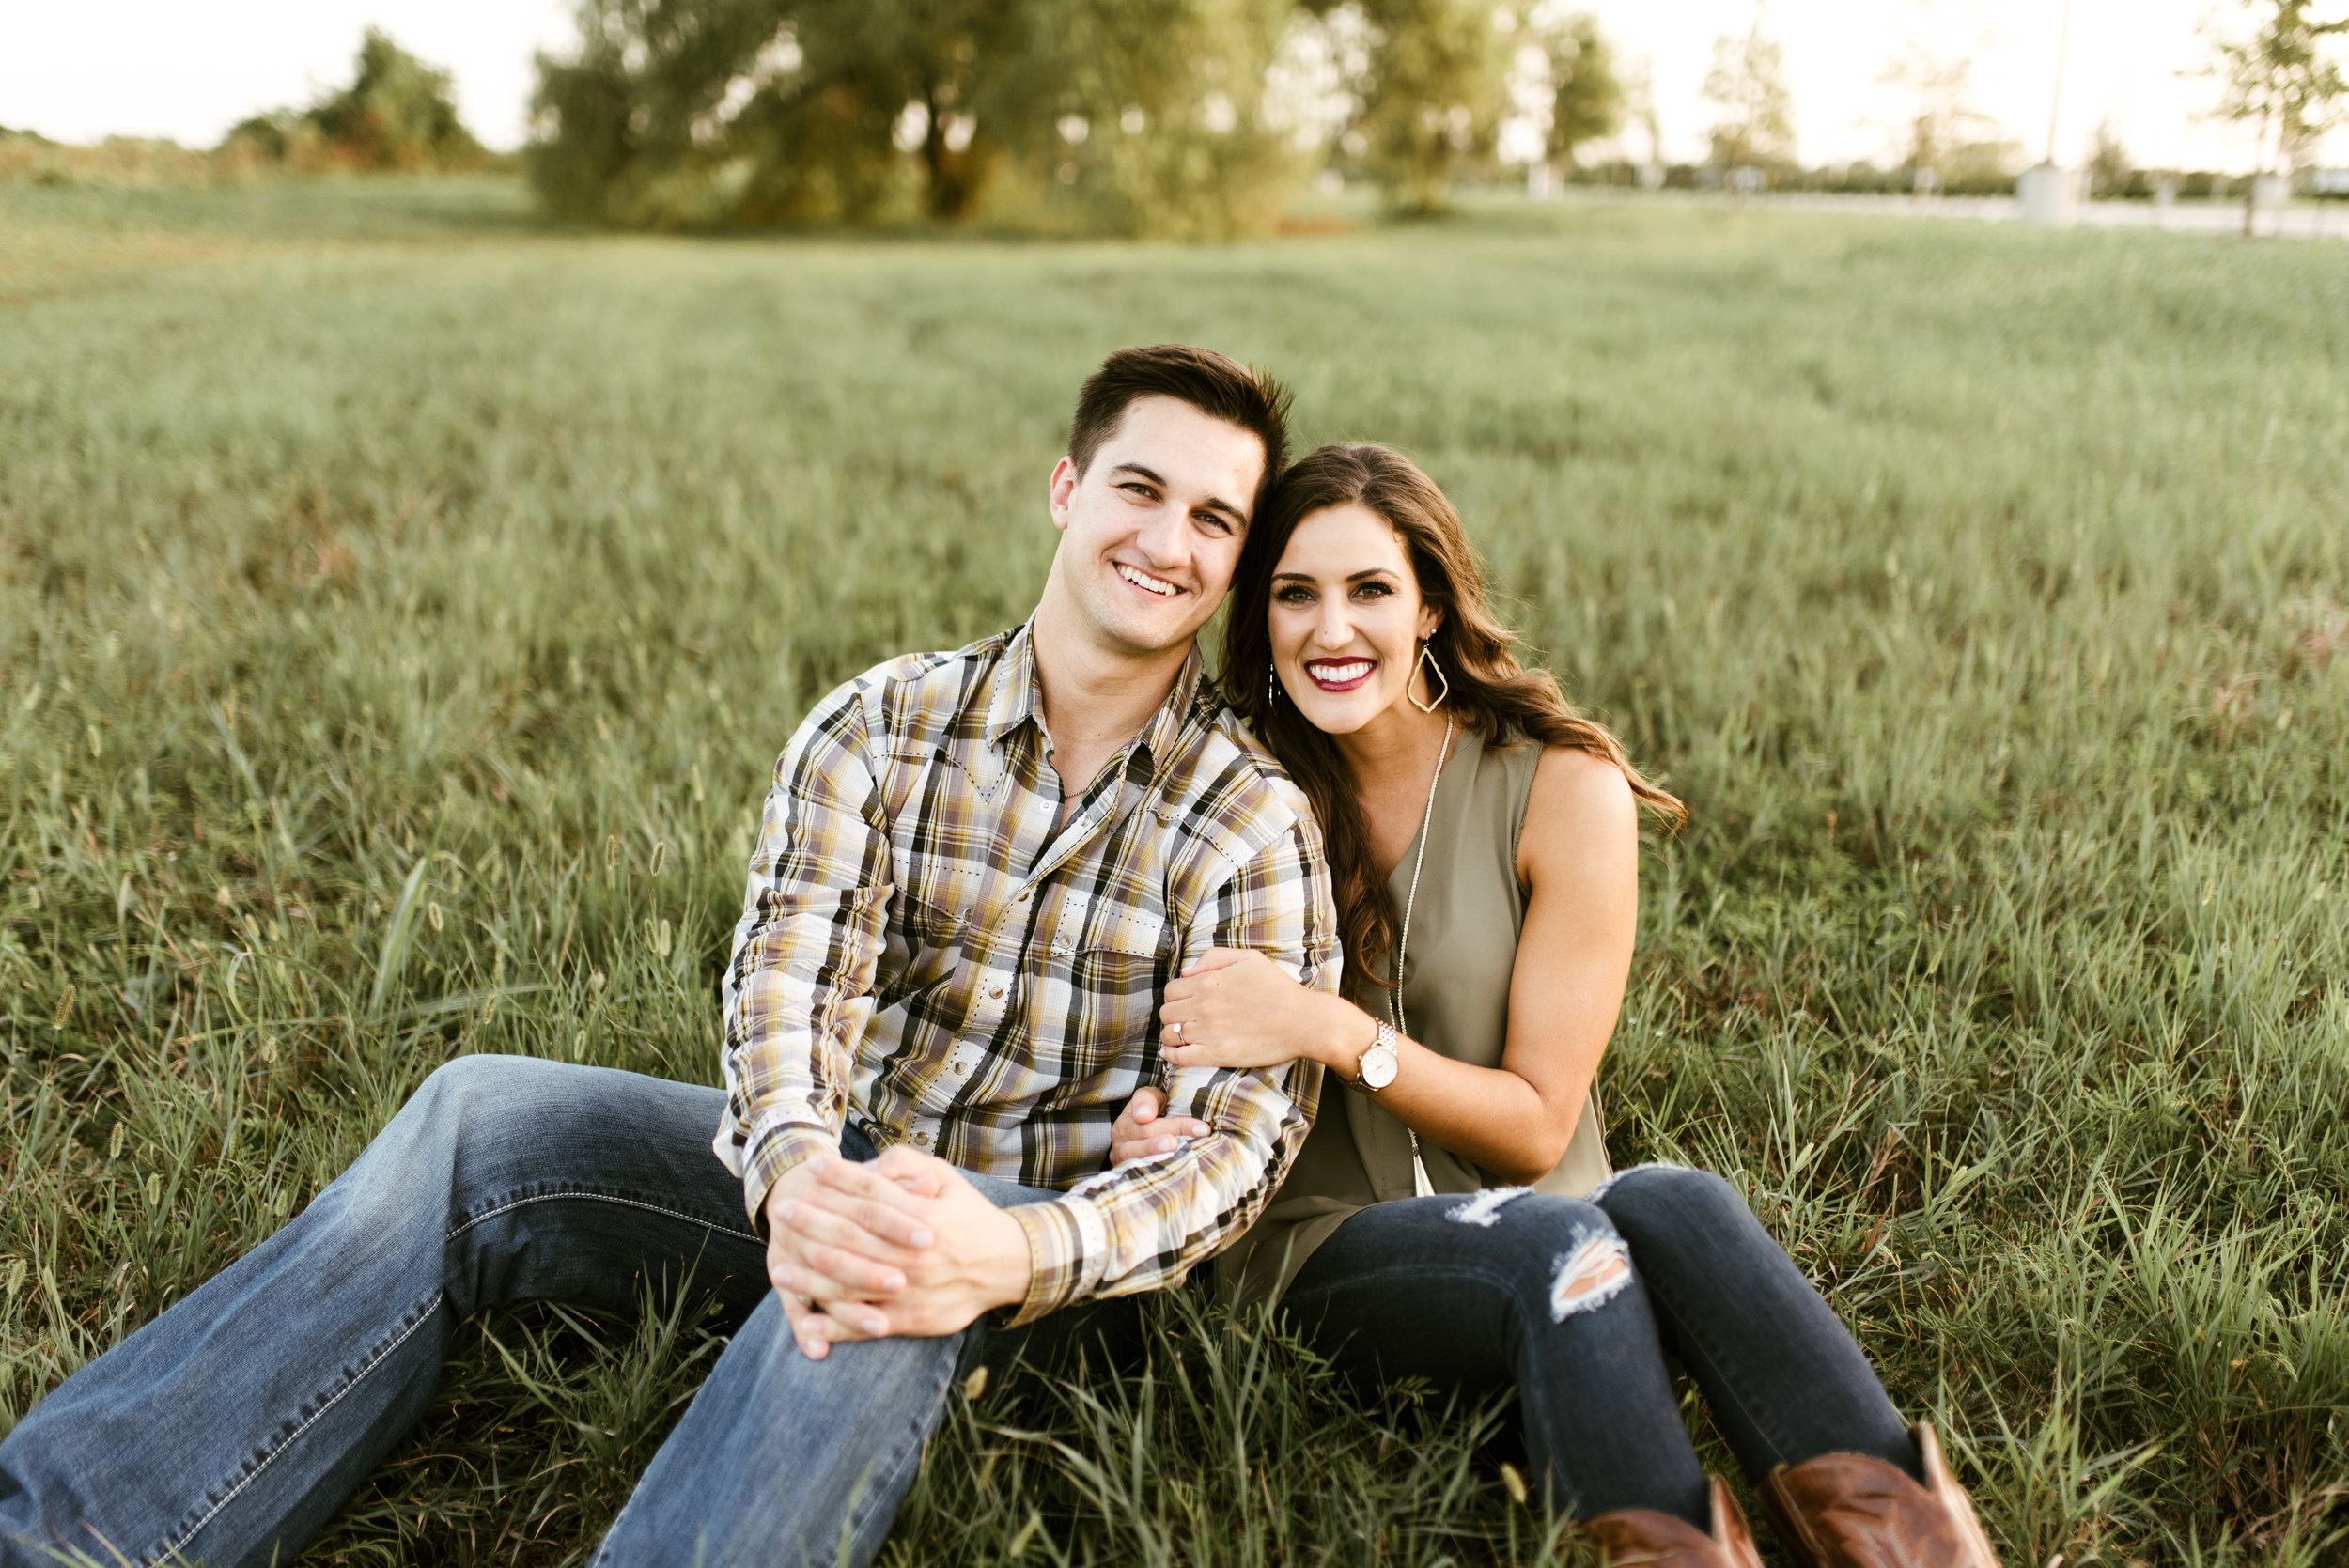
[1518,745,1637,882]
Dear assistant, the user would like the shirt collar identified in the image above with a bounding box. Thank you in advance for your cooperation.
[983,622,1047,748]
[984,621,1208,772]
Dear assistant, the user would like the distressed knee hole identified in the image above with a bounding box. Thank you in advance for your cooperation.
[1548,1234,1632,1322]
[1446,1186,1532,1227]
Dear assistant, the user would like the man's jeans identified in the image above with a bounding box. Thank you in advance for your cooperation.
[1283,1164,1922,1528]
[0,1055,1111,1568]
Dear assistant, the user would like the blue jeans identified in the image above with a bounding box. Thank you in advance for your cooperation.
[0,1055,1128,1568]
[1283,1164,1921,1528]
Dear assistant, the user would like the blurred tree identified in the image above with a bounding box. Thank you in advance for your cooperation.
[2202,0,2349,232]
[529,0,912,227]
[1702,23,1793,175]
[808,0,1029,221]
[1937,137,2024,194]
[527,0,1309,234]
[2085,116,2132,195]
[223,29,486,172]
[222,111,306,164]
[308,30,489,169]
[1012,0,1307,238]
[1536,10,1622,167]
[1879,50,1991,192]
[1349,0,1507,214]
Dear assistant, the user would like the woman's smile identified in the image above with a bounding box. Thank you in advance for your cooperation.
[1304,656,1376,691]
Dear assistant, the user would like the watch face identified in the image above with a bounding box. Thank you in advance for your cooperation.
[1361,1044,1399,1089]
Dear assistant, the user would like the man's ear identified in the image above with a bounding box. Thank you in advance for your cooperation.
[1048,456,1081,534]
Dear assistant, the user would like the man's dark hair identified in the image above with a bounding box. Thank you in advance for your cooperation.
[1067,345,1293,516]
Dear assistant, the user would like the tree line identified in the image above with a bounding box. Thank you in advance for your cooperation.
[522,0,1625,234]
[17,0,2333,234]
[512,0,2333,237]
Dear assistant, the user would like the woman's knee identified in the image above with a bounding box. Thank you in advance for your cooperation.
[1591,1163,1759,1268]
[1594,1161,1741,1220]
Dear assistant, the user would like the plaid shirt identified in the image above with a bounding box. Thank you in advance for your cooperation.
[716,623,1339,1326]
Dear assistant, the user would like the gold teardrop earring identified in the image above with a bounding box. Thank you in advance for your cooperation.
[1408,639,1450,714]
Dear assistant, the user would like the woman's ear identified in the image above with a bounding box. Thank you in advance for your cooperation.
[1418,604,1444,641]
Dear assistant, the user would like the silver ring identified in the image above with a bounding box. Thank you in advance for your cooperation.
[1169,1019,1184,1042]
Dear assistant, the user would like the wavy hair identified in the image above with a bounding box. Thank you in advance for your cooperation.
[1221,442,1686,984]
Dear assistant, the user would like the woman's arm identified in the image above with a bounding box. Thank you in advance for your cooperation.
[1159,746,1638,1185]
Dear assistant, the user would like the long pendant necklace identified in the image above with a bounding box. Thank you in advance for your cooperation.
[1391,717,1455,1198]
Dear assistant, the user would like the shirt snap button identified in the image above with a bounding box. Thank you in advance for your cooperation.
[988,984,1005,999]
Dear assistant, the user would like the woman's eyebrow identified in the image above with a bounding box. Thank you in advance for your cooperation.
[1272,568,1399,583]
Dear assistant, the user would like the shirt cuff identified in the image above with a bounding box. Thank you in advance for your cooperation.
[740,1121,838,1234]
[1001,1196,1108,1327]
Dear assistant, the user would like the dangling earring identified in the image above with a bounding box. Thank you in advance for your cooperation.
[1267,660,1279,707]
[1408,639,1449,713]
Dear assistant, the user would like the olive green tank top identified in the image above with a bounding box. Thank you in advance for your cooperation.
[1216,726,1612,1310]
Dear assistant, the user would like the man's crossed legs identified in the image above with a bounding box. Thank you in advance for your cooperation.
[0,1057,1127,1568]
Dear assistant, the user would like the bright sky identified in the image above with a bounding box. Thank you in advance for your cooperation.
[0,0,2325,171]
[1601,0,2311,171]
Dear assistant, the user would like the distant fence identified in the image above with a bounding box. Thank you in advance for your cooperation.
[1549,186,2349,242]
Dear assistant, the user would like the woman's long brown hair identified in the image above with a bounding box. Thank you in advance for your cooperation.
[1221,442,1686,986]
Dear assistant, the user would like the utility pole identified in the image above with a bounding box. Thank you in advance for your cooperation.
[2045,0,2075,163]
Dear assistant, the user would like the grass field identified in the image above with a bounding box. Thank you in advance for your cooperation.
[3,175,2346,1566]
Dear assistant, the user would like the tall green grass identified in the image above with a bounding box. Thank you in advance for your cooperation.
[2,179,2344,1565]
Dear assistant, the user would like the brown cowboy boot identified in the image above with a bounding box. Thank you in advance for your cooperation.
[1586,1476,1766,1568]
[1757,1423,2003,1568]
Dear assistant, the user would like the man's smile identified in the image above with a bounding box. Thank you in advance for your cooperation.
[1115,562,1184,598]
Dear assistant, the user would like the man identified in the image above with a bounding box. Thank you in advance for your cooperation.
[0,345,1337,1568]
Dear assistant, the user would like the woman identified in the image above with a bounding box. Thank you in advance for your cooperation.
[1110,444,2002,1568]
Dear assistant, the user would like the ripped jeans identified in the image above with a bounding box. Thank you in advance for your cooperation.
[1281,1164,1920,1528]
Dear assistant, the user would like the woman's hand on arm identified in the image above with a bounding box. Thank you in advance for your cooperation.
[1106,950,1348,1169]
[1158,948,1371,1075]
